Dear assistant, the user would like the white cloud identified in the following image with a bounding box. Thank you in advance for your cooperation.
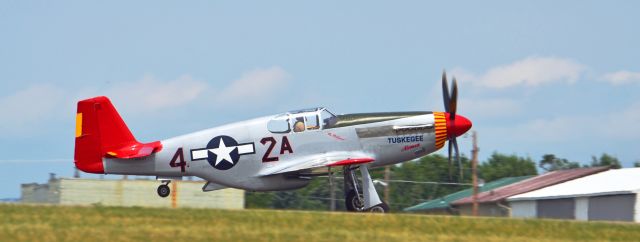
[448,67,476,85]
[103,67,291,112]
[601,71,640,85]
[0,67,292,138]
[604,102,640,138]
[0,84,66,133]
[511,116,587,142]
[452,56,586,88]
[103,75,208,113]
[459,98,522,118]
[216,66,291,104]
[488,101,640,143]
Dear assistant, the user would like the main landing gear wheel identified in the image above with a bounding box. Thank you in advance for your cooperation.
[343,165,390,213]
[157,184,170,197]
[345,190,365,212]
[367,202,390,213]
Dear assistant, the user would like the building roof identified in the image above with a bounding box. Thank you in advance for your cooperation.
[508,168,640,201]
[403,176,532,212]
[452,166,609,205]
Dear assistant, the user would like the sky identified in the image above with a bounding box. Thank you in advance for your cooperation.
[1,1,639,199]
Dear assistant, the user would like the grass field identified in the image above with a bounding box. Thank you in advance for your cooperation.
[1,204,639,242]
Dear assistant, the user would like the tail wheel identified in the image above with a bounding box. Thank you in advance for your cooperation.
[345,190,364,212]
[157,184,170,197]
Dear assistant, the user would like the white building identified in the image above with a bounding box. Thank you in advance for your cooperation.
[508,168,640,222]
[22,177,244,210]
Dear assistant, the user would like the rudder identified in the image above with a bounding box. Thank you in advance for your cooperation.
[74,96,161,173]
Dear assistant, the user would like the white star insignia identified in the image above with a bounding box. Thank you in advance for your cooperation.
[209,139,237,166]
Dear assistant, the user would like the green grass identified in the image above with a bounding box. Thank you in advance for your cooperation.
[1,204,639,242]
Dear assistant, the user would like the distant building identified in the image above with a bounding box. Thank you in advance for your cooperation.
[508,168,640,222]
[451,166,609,217]
[403,176,532,214]
[21,176,244,209]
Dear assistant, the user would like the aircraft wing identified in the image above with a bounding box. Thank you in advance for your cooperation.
[257,151,374,176]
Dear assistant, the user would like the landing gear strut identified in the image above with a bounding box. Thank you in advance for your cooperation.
[343,165,390,213]
[157,180,171,197]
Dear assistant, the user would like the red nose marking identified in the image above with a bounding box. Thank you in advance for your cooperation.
[445,113,472,138]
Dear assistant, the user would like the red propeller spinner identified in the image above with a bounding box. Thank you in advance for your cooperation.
[445,113,472,138]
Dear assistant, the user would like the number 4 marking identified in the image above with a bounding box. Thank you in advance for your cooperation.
[170,148,186,173]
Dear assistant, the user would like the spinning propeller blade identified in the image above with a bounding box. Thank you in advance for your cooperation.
[447,138,453,178]
[441,70,469,181]
[450,77,458,118]
[442,71,451,113]
[453,138,462,180]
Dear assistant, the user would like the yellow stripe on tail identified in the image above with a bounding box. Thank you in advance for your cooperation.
[75,113,83,138]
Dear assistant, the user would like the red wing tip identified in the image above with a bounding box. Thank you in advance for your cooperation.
[328,158,375,167]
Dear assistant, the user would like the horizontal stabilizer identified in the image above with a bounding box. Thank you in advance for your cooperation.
[105,141,163,159]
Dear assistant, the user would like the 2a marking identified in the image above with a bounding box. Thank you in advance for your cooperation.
[260,136,293,162]
[169,148,187,173]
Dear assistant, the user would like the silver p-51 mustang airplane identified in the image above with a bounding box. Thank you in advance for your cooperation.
[74,72,472,212]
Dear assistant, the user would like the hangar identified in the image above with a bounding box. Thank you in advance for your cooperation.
[508,168,640,222]
[451,166,608,217]
[21,175,244,209]
[403,175,532,214]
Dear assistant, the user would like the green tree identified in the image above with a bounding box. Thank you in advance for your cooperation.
[588,153,621,169]
[538,154,580,171]
[245,192,273,209]
[245,176,344,211]
[479,152,537,182]
[634,161,640,168]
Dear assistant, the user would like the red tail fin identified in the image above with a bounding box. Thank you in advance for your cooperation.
[74,96,162,173]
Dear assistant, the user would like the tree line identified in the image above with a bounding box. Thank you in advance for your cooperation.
[245,152,634,211]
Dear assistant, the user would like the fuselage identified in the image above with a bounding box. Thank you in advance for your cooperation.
[103,109,465,191]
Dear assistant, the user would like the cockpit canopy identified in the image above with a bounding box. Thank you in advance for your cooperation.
[267,107,337,133]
